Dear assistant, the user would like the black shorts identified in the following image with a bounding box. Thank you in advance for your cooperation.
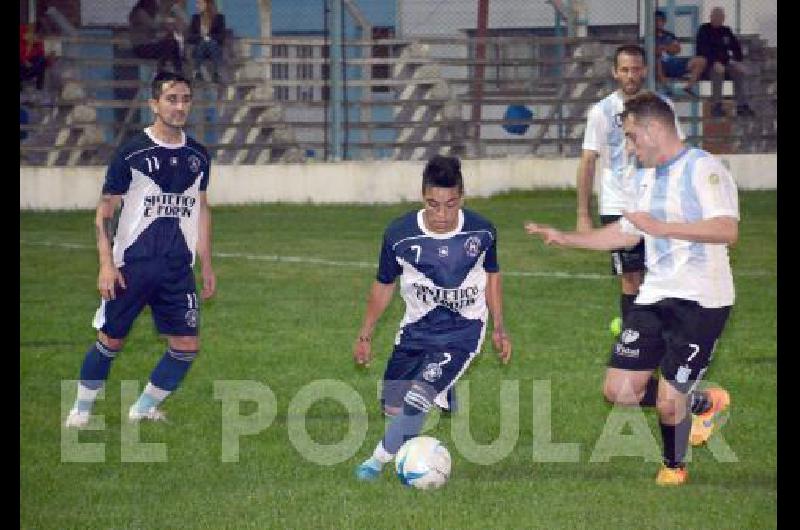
[92,258,200,339]
[381,347,474,411]
[600,214,645,275]
[608,298,731,393]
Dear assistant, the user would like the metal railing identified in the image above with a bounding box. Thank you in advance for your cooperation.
[20,31,776,166]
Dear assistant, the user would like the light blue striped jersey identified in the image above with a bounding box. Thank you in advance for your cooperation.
[619,147,739,308]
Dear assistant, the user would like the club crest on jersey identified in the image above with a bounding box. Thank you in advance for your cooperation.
[437,246,449,258]
[422,362,442,382]
[188,154,201,173]
[620,328,639,344]
[185,309,198,328]
[464,236,482,258]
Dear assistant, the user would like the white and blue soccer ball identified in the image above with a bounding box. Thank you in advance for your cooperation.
[395,436,451,490]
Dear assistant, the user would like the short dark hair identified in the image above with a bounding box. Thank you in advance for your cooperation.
[151,70,192,100]
[613,44,646,69]
[655,10,666,20]
[422,155,464,194]
[621,91,676,132]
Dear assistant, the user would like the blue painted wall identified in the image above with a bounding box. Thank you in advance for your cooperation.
[271,0,395,35]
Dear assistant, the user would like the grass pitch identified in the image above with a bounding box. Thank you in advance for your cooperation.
[20,190,776,529]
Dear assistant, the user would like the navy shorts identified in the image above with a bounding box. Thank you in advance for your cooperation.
[600,214,645,275]
[662,57,689,78]
[92,258,200,339]
[608,298,731,394]
[381,347,475,411]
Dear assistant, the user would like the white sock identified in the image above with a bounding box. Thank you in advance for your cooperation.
[132,382,171,412]
[74,382,102,413]
[371,441,394,465]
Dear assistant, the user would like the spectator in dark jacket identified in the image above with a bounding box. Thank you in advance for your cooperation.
[695,6,754,117]
[129,0,183,73]
[187,0,226,83]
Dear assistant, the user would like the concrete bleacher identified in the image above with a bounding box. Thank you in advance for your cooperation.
[20,26,307,166]
[20,28,776,166]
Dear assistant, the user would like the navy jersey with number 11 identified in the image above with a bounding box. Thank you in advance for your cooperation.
[377,208,499,355]
[103,127,210,268]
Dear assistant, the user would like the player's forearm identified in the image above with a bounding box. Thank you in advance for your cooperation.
[660,217,738,245]
[485,273,505,330]
[576,154,596,217]
[197,201,214,270]
[563,223,642,251]
[358,281,395,337]
[95,197,118,267]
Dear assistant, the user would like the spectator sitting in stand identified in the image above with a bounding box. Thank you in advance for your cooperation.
[695,6,755,117]
[20,21,55,93]
[160,0,190,64]
[129,0,183,74]
[654,10,706,98]
[187,0,226,83]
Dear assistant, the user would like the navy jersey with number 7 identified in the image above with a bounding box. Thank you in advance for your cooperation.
[377,208,499,355]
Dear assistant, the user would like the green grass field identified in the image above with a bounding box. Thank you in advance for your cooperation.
[20,190,776,529]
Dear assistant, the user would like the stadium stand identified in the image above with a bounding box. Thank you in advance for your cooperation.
[20,26,776,165]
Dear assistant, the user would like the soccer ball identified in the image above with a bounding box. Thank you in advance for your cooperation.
[395,436,451,490]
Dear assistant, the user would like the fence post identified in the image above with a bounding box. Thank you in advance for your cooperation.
[643,0,656,91]
[328,0,344,161]
[471,0,489,158]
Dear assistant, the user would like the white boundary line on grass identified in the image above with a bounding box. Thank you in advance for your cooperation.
[20,240,774,279]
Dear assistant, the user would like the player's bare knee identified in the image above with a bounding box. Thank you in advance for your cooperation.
[168,336,199,352]
[655,395,684,422]
[603,379,643,406]
[383,405,401,417]
[602,381,618,404]
[98,332,124,351]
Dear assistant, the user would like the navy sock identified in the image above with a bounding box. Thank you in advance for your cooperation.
[79,341,120,389]
[442,386,457,414]
[660,410,692,468]
[690,390,713,414]
[150,349,196,392]
[639,377,659,408]
[382,408,427,454]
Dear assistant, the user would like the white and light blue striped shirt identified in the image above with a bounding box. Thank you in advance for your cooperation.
[619,147,739,308]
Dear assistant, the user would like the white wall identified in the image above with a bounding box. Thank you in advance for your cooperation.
[81,0,139,26]
[20,154,777,210]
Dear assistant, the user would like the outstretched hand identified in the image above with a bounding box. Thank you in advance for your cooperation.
[524,222,568,246]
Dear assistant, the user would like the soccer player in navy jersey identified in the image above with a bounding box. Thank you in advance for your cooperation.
[527,93,734,485]
[353,155,512,481]
[65,71,216,427]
